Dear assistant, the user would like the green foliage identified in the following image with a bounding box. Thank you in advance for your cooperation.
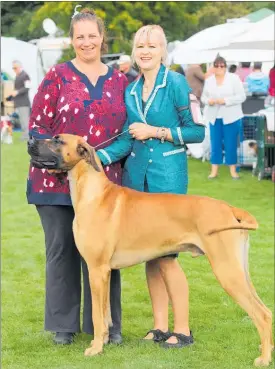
[1,1,46,41]
[197,1,256,31]
[1,133,274,369]
[1,1,274,54]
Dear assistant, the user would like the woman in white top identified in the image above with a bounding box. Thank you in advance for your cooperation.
[201,56,246,179]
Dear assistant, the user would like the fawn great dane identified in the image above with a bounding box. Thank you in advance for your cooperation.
[28,134,273,366]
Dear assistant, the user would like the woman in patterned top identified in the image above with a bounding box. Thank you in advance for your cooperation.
[26,8,127,345]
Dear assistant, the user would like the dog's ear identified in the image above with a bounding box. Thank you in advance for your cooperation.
[77,142,101,172]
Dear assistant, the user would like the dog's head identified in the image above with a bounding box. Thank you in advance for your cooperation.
[28,134,101,172]
[248,141,258,156]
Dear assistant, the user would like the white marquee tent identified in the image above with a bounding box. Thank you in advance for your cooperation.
[218,14,274,50]
[170,14,274,65]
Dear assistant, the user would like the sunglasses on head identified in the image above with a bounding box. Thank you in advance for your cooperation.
[214,64,226,68]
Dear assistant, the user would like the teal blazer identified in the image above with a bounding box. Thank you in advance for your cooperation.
[97,64,205,194]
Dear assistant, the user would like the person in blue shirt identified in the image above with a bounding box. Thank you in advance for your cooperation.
[97,25,205,349]
[245,62,269,95]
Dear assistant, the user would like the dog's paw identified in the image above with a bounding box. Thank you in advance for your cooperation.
[84,345,103,357]
[254,356,271,367]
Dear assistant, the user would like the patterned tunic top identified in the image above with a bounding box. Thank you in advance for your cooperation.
[26,62,128,206]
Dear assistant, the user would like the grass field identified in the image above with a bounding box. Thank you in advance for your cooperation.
[1,133,274,369]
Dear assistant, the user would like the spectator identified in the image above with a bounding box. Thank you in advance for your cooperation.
[117,54,139,83]
[268,64,275,97]
[229,64,237,73]
[185,64,205,100]
[11,60,31,140]
[201,55,246,179]
[236,62,252,82]
[245,62,269,95]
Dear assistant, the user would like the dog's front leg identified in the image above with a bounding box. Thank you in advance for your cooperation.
[84,264,111,357]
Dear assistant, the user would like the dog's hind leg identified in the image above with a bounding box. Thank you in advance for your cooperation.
[242,235,274,352]
[204,232,273,367]
[84,263,111,356]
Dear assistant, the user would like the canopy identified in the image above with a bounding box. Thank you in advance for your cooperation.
[217,14,274,50]
[170,13,274,65]
[171,48,275,64]
[179,21,251,51]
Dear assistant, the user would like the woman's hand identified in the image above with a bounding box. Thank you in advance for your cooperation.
[208,99,216,106]
[216,98,225,105]
[129,123,156,140]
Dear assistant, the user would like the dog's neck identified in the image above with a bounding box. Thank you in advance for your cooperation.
[67,159,110,211]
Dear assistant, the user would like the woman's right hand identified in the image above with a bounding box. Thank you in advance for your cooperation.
[208,99,216,106]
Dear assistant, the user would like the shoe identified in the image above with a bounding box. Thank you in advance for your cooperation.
[160,331,194,349]
[208,175,218,179]
[231,175,240,180]
[142,329,171,343]
[53,332,75,345]
[108,333,123,345]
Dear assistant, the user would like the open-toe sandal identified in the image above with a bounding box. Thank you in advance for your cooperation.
[160,331,194,349]
[142,329,171,343]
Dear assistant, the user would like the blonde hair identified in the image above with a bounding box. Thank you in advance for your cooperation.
[131,25,168,67]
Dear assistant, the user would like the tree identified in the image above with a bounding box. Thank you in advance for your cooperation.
[196,2,255,31]
[1,1,46,41]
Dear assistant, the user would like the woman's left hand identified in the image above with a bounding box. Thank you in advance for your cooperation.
[129,123,156,140]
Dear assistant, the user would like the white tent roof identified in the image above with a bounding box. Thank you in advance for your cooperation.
[170,14,275,65]
[171,48,274,64]
[218,14,274,50]
[181,21,251,51]
[1,37,44,104]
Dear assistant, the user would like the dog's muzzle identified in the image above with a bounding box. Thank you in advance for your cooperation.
[28,137,62,169]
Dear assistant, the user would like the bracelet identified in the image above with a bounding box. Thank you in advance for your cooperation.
[160,127,167,143]
[156,127,161,139]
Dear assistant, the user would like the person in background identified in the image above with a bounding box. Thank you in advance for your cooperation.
[97,24,205,349]
[245,62,269,96]
[185,64,205,101]
[229,64,237,74]
[236,62,252,82]
[26,8,127,346]
[11,60,31,140]
[117,54,139,83]
[268,65,275,97]
[201,55,246,179]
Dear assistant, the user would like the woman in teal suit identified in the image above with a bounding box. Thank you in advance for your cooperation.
[97,25,205,348]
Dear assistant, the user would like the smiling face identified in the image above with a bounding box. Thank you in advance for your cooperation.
[133,27,166,72]
[71,20,103,63]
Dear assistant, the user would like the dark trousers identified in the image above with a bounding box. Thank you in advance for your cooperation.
[36,205,121,335]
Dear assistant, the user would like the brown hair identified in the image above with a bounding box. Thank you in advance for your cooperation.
[213,55,227,67]
[69,8,108,53]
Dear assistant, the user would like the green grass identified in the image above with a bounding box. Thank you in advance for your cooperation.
[1,133,274,369]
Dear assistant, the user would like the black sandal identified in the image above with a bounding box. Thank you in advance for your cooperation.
[160,331,194,348]
[142,329,171,343]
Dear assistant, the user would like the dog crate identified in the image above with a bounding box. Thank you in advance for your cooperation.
[237,115,258,171]
[238,115,275,180]
[255,114,275,180]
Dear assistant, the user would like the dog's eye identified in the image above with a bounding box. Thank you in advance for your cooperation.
[53,136,64,145]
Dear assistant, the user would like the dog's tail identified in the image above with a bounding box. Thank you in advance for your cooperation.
[208,206,258,235]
